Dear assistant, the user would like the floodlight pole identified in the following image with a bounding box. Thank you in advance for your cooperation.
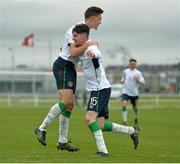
[48,40,52,69]
[8,47,15,70]
[8,48,15,95]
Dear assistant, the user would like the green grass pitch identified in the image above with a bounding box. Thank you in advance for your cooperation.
[0,97,180,163]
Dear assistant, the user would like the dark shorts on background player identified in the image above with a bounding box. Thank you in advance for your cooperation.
[87,87,111,119]
[121,93,139,106]
[53,57,77,94]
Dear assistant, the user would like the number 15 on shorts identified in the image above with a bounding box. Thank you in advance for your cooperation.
[89,97,98,109]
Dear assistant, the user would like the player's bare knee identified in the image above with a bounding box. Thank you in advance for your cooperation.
[64,102,74,111]
[85,114,94,125]
[97,122,104,129]
[85,111,98,125]
[122,101,128,106]
[85,115,90,125]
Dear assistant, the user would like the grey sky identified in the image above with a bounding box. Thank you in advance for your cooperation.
[0,0,179,68]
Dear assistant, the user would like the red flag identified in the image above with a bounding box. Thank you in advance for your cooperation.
[22,33,34,47]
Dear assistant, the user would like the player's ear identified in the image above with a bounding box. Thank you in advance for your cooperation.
[69,43,75,47]
[68,43,72,47]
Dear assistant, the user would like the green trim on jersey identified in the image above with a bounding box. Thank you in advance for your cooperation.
[58,102,67,112]
[102,121,113,131]
[96,90,100,112]
[89,121,101,133]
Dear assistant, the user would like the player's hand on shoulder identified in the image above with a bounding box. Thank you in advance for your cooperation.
[85,50,96,57]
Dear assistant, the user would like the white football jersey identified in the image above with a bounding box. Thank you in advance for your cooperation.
[121,68,145,96]
[80,45,111,91]
[59,21,92,64]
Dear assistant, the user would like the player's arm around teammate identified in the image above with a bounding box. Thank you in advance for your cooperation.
[34,6,104,152]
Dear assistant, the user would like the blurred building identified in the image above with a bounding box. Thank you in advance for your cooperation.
[0,63,179,96]
[0,70,85,96]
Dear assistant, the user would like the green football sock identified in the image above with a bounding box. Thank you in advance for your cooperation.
[102,121,113,131]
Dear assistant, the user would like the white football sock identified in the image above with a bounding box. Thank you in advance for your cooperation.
[112,123,135,135]
[94,130,108,154]
[39,103,60,131]
[122,109,128,122]
[58,114,69,143]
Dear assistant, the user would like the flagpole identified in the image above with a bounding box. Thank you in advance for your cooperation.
[8,47,15,70]
[8,47,15,95]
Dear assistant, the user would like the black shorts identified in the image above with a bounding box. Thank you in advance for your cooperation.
[121,94,139,106]
[87,87,111,119]
[53,57,77,94]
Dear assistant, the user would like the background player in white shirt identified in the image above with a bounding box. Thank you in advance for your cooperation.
[121,58,145,126]
[72,24,140,157]
[34,6,103,152]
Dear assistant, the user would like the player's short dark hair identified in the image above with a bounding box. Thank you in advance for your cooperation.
[129,58,137,63]
[84,6,104,19]
[72,23,90,35]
